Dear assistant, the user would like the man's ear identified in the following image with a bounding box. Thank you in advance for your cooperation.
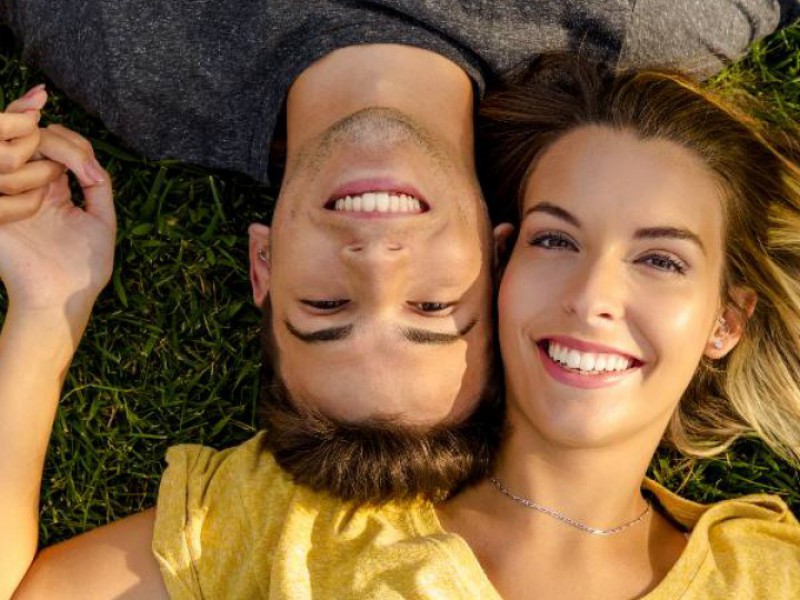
[704,286,757,360]
[492,223,515,273]
[248,223,271,307]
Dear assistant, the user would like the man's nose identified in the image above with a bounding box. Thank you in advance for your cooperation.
[562,256,626,324]
[342,241,409,306]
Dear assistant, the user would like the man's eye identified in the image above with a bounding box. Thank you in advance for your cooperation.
[527,231,578,251]
[413,302,452,313]
[301,300,349,310]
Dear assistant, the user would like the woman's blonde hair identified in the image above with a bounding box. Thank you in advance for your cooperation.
[479,54,800,464]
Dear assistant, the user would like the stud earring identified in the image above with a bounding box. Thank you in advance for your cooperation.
[258,248,270,263]
[712,339,723,350]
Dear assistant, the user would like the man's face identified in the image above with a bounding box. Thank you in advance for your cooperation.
[251,109,493,426]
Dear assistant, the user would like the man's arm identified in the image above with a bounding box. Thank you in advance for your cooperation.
[622,0,797,79]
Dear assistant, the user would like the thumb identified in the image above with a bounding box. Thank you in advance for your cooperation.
[80,160,116,231]
[6,84,48,114]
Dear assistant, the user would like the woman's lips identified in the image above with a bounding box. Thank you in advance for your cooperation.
[537,340,642,390]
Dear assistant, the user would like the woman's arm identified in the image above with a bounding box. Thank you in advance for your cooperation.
[14,509,168,600]
[0,92,155,596]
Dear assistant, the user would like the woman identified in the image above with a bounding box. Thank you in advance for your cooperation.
[436,55,800,598]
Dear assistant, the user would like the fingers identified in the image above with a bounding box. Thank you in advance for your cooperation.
[38,126,105,187]
[0,159,65,195]
[0,112,40,143]
[5,84,47,114]
[46,173,71,205]
[0,186,47,223]
[1,88,114,229]
[81,166,115,231]
[0,86,48,175]
[46,124,94,155]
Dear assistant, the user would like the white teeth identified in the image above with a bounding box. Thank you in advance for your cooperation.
[558,345,569,363]
[547,341,634,374]
[579,353,596,372]
[567,350,581,369]
[332,192,423,214]
[594,355,607,371]
[376,192,390,212]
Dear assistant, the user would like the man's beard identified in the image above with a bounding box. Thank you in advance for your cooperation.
[258,363,504,505]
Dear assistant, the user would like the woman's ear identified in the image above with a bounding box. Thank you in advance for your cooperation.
[493,223,515,273]
[704,286,757,359]
[248,223,272,307]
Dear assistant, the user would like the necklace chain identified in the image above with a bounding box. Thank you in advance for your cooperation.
[488,476,651,537]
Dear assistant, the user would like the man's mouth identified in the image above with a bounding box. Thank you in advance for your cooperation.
[538,339,643,376]
[324,178,430,215]
[326,191,425,214]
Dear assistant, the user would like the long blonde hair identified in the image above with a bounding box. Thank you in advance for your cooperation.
[479,54,800,464]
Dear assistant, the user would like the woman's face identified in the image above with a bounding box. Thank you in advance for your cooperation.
[499,125,727,450]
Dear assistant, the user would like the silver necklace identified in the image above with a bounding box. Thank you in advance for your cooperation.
[489,476,651,537]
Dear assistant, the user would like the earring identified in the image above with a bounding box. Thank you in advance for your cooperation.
[711,316,726,350]
[258,248,270,263]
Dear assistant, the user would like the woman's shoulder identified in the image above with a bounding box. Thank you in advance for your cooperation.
[152,432,298,598]
[644,477,798,530]
[644,478,800,599]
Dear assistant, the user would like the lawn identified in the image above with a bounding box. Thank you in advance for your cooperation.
[0,23,798,548]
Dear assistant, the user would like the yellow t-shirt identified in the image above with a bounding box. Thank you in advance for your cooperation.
[152,433,800,599]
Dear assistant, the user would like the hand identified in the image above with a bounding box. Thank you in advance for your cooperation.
[0,85,65,222]
[0,126,116,332]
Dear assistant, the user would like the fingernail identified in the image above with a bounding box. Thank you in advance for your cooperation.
[22,83,46,100]
[83,158,105,184]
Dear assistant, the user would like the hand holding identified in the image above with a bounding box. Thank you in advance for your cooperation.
[0,86,65,222]
[0,126,116,331]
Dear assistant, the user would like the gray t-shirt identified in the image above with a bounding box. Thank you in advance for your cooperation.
[3,1,796,183]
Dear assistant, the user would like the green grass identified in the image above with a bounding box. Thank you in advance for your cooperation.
[1,24,799,548]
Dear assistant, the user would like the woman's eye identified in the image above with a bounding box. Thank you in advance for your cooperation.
[413,302,452,313]
[527,231,577,251]
[302,299,349,310]
[638,253,687,275]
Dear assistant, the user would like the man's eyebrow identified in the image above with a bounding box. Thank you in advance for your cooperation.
[523,202,581,228]
[634,227,706,255]
[284,319,354,343]
[401,316,479,345]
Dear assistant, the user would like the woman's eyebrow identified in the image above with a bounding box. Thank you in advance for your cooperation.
[634,227,706,255]
[523,201,581,227]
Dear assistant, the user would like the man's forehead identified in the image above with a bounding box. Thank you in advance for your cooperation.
[279,342,487,424]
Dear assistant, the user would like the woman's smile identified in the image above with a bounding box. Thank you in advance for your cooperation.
[536,337,644,389]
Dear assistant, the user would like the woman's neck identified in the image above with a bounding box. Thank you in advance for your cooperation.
[437,402,687,600]
[489,420,658,530]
